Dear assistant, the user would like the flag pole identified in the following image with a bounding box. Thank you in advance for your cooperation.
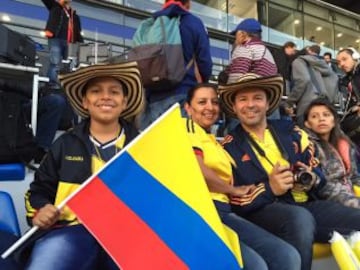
[1,103,181,259]
[1,226,39,259]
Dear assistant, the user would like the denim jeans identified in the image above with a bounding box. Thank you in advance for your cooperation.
[48,38,68,85]
[246,202,315,270]
[246,201,360,270]
[33,94,68,149]
[25,225,117,270]
[215,201,301,270]
[138,94,187,130]
[300,200,360,242]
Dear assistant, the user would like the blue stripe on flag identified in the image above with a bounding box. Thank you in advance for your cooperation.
[98,152,240,270]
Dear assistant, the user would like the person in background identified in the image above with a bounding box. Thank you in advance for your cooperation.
[304,98,360,208]
[219,73,360,270]
[184,83,300,270]
[224,18,279,131]
[139,0,212,130]
[336,48,360,145]
[273,41,297,119]
[41,0,83,89]
[323,52,340,74]
[23,62,144,269]
[226,18,277,84]
[285,45,338,126]
[274,41,297,96]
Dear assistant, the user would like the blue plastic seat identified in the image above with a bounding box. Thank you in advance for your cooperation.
[0,191,20,237]
[0,163,25,181]
[0,163,25,237]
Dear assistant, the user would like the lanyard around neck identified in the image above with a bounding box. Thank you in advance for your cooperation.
[244,125,289,168]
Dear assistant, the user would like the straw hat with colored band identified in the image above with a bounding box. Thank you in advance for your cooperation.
[218,73,283,118]
[59,61,144,120]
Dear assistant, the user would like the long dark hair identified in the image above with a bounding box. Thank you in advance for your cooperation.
[304,98,352,148]
[185,83,218,104]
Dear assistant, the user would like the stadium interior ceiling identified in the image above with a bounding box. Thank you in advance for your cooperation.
[322,0,360,14]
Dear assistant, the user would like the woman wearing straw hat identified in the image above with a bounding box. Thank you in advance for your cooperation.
[23,61,144,269]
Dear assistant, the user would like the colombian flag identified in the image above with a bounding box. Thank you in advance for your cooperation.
[66,104,243,269]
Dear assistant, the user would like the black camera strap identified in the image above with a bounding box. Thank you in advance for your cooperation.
[244,124,289,168]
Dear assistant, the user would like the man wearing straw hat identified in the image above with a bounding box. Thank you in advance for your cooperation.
[23,61,144,269]
[219,73,360,270]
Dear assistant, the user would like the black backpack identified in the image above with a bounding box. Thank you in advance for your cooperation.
[0,90,37,164]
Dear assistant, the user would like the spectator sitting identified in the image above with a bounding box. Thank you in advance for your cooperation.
[225,18,277,84]
[184,83,300,270]
[219,73,360,270]
[23,62,144,269]
[138,0,212,130]
[304,98,360,208]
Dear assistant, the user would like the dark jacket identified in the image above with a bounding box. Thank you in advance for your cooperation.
[340,63,360,109]
[25,118,138,226]
[222,120,326,216]
[150,4,212,101]
[42,0,83,42]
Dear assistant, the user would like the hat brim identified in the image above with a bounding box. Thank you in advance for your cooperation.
[219,75,283,117]
[59,61,144,120]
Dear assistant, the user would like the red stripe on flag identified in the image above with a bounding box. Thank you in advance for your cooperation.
[67,177,188,270]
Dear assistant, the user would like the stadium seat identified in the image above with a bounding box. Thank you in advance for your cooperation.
[0,163,25,181]
[313,243,332,259]
[0,191,20,237]
[0,163,25,237]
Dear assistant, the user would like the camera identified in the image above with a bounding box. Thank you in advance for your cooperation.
[293,167,315,186]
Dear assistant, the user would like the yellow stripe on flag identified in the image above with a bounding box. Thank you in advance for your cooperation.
[128,105,242,267]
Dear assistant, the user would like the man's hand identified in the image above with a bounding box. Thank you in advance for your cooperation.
[32,204,60,229]
[269,163,294,196]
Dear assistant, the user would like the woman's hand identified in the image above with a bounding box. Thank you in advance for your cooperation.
[230,185,256,197]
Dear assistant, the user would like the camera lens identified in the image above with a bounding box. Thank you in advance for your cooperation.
[298,172,313,186]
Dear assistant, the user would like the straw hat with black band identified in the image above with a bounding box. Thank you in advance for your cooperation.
[59,61,144,120]
[218,73,283,118]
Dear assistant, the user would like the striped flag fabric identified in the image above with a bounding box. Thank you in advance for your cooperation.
[66,104,243,269]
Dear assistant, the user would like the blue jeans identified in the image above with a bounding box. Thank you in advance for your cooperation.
[246,201,360,270]
[34,94,68,149]
[300,200,360,242]
[25,225,117,270]
[139,94,187,130]
[48,38,68,85]
[246,203,315,270]
[215,201,300,270]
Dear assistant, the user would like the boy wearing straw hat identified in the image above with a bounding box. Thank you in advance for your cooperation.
[23,62,144,269]
[219,73,360,270]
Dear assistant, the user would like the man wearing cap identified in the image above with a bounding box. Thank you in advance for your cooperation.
[219,73,360,270]
[225,18,277,84]
[23,62,144,269]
